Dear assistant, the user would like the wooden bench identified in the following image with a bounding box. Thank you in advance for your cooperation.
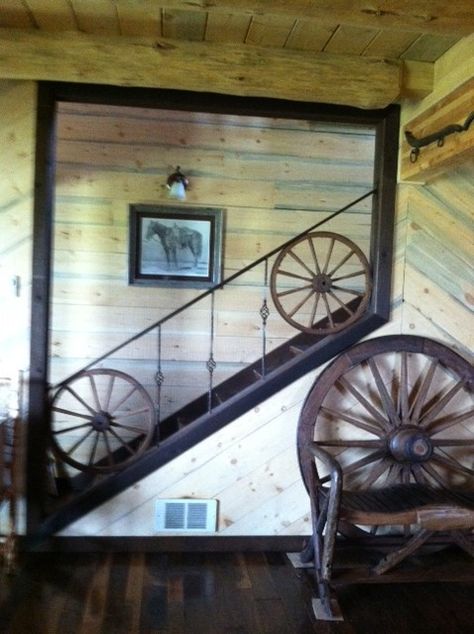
[296,335,474,620]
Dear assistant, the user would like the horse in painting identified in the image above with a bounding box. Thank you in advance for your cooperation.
[146,221,203,269]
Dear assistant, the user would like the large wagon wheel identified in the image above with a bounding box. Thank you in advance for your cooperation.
[270,231,371,335]
[50,369,156,473]
[298,335,474,503]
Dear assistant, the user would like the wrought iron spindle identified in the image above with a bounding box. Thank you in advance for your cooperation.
[206,291,217,412]
[260,258,271,377]
[154,324,164,429]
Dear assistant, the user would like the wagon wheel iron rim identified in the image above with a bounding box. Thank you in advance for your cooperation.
[297,335,474,501]
[270,231,372,335]
[50,369,156,473]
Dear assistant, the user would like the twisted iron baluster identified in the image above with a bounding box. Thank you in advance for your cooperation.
[154,324,164,429]
[260,259,270,377]
[207,291,217,412]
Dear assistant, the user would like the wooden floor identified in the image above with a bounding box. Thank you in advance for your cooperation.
[1,550,474,633]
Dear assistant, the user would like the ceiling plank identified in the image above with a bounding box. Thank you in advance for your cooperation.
[0,28,404,109]
[150,1,474,36]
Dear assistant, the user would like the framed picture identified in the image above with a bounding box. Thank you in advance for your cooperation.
[129,205,224,288]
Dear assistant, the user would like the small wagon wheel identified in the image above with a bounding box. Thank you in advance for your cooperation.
[50,369,156,473]
[270,231,371,335]
[298,335,474,497]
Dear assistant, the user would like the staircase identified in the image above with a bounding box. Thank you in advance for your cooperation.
[34,187,396,541]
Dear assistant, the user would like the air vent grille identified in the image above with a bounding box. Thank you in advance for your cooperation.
[155,499,218,532]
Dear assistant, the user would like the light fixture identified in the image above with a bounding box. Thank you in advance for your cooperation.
[166,166,189,200]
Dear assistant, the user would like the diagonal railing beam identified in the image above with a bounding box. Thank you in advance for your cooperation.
[52,188,376,390]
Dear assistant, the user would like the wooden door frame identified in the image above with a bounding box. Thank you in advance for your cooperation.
[27,81,399,534]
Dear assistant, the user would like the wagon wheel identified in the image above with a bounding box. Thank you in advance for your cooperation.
[270,231,371,335]
[298,335,474,504]
[50,369,156,473]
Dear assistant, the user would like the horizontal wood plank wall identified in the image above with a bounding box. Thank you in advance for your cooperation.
[0,81,35,376]
[398,162,473,355]
[50,104,375,450]
[59,128,473,539]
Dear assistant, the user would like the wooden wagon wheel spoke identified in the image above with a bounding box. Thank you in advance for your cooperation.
[399,351,410,423]
[87,432,100,468]
[276,269,313,283]
[321,236,335,274]
[102,430,114,466]
[107,427,136,456]
[401,465,412,484]
[307,235,322,275]
[111,421,150,435]
[419,462,452,489]
[88,373,102,412]
[331,270,367,282]
[104,374,115,411]
[326,249,357,278]
[331,449,386,479]
[431,437,473,447]
[309,292,321,327]
[411,463,431,486]
[386,463,404,486]
[368,358,401,427]
[271,231,371,335]
[64,386,97,416]
[317,439,383,449]
[409,358,438,422]
[431,453,474,478]
[330,285,365,297]
[277,283,313,299]
[50,369,156,473]
[287,288,316,318]
[114,406,153,419]
[109,385,139,415]
[321,292,334,328]
[364,458,393,488]
[419,380,465,428]
[327,290,354,316]
[52,422,92,435]
[320,405,385,437]
[51,406,92,421]
[338,377,391,432]
[425,407,474,435]
[65,427,95,457]
[288,247,317,278]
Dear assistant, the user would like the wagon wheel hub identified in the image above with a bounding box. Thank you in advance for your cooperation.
[312,273,333,293]
[91,410,113,431]
[389,426,433,463]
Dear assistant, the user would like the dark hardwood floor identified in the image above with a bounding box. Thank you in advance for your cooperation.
[0,549,473,633]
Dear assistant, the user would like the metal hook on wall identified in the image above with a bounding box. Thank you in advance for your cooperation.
[405,111,474,163]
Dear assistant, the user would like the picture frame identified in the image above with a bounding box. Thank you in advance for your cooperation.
[129,204,224,288]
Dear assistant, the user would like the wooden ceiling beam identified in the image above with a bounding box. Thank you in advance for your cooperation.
[0,28,407,109]
[156,1,474,36]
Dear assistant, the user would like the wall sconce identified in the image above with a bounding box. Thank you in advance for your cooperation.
[167,166,189,200]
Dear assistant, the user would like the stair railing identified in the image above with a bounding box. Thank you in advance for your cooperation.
[48,189,376,475]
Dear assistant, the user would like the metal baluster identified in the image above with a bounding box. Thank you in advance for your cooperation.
[260,258,271,377]
[206,291,217,412]
[154,325,164,433]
